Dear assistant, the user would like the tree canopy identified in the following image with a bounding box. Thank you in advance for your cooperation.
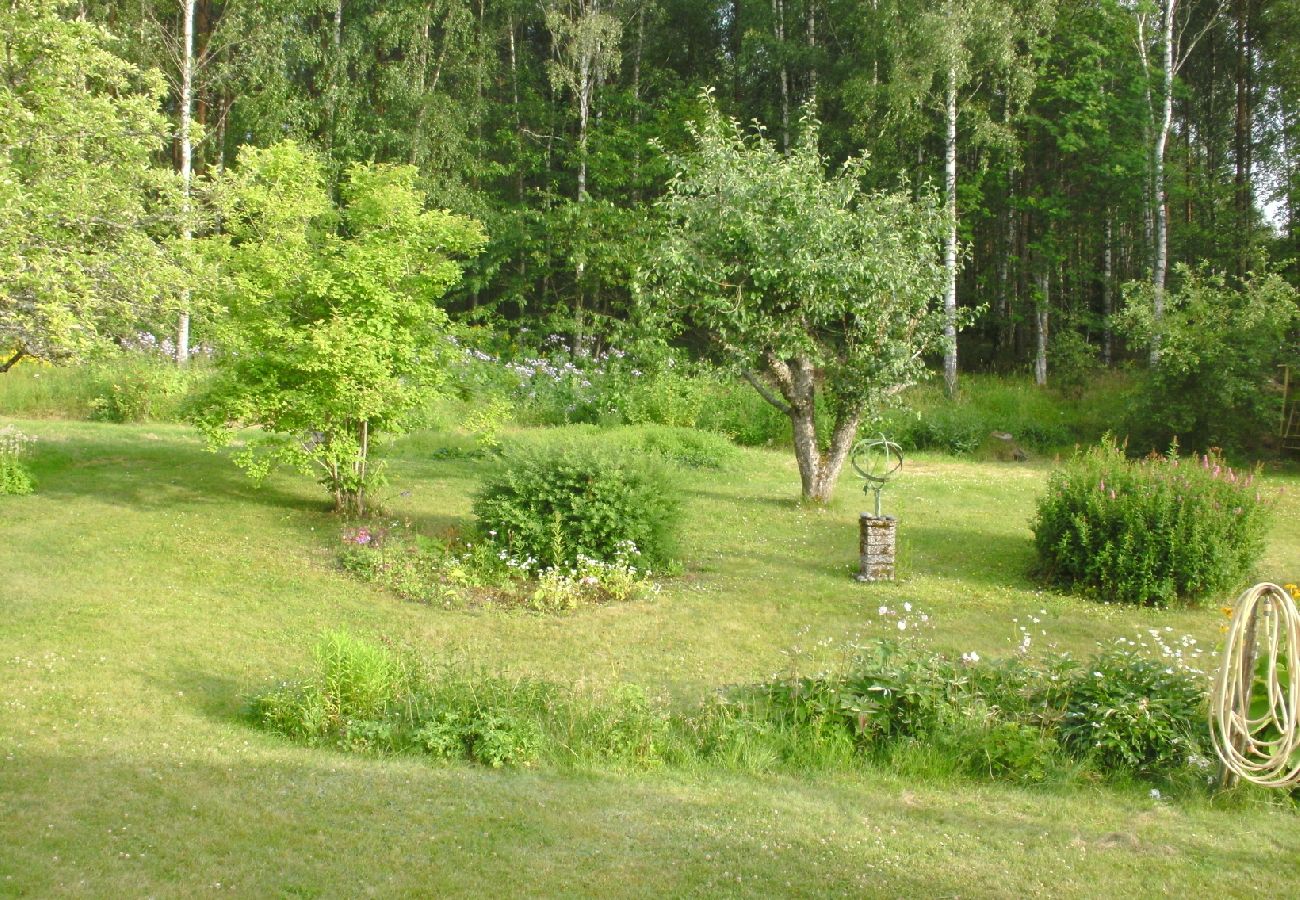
[0,0,178,369]
[644,98,947,500]
[194,142,486,514]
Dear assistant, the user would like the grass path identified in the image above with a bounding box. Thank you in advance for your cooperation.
[2,419,1298,896]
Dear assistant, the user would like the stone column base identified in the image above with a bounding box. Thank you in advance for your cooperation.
[856,514,897,582]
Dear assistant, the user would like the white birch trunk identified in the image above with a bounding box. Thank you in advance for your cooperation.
[1151,0,1176,366]
[942,63,959,397]
[772,0,789,152]
[1034,270,1049,387]
[177,0,195,365]
[1102,213,1114,366]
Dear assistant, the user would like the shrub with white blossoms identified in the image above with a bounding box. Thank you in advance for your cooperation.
[338,522,659,612]
[0,425,36,495]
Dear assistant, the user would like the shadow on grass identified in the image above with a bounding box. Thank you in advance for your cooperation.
[27,426,325,513]
[902,522,1037,588]
[3,746,1296,898]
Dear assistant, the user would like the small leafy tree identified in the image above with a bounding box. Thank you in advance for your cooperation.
[0,0,180,371]
[194,142,486,515]
[642,96,948,501]
[1116,265,1299,453]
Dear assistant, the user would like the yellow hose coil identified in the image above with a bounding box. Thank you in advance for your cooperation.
[1209,583,1300,788]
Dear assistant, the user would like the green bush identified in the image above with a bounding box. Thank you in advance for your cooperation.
[1032,439,1274,606]
[253,633,1213,788]
[1059,651,1208,775]
[473,444,682,571]
[1116,265,1299,454]
[0,425,36,495]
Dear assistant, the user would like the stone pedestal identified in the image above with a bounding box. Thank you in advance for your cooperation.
[856,514,897,582]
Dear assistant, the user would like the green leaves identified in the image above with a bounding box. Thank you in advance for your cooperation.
[0,0,179,362]
[195,142,486,513]
[644,94,948,409]
[1117,265,1300,452]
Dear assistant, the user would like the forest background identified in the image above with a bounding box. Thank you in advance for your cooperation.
[5,0,1300,406]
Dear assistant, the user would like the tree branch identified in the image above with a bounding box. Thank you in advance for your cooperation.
[742,368,792,415]
[0,347,28,373]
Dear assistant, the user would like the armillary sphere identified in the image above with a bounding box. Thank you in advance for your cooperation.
[851,436,903,516]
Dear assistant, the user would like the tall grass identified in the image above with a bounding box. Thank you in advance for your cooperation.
[880,373,1133,455]
[0,355,212,422]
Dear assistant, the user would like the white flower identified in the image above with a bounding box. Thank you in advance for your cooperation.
[878,605,889,616]
[896,620,907,631]
[903,602,912,612]
[961,651,980,664]
[1149,788,1162,800]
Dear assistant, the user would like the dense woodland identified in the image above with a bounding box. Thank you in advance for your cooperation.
[5,0,1300,384]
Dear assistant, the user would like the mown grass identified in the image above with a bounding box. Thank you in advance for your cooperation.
[1,416,1298,896]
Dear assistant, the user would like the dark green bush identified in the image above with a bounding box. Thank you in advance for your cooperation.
[473,444,682,571]
[1116,266,1299,455]
[1059,651,1208,775]
[1032,439,1273,606]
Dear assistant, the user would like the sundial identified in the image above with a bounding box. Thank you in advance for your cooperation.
[851,436,903,517]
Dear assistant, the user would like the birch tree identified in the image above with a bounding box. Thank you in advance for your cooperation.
[1129,0,1222,364]
[886,0,1052,396]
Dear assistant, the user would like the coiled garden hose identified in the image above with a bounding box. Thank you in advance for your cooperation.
[1209,583,1300,788]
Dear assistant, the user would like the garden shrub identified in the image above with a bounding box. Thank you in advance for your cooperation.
[253,632,1214,789]
[473,444,682,571]
[1032,439,1273,606]
[1116,265,1299,454]
[1058,651,1208,775]
[0,425,36,495]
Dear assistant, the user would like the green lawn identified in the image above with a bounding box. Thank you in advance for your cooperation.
[2,418,1298,897]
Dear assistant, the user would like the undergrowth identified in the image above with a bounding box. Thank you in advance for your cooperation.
[252,627,1221,793]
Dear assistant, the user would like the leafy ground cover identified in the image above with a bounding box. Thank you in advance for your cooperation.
[2,417,1298,896]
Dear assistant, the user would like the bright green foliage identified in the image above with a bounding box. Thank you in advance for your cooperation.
[1059,651,1208,776]
[472,444,681,571]
[644,95,948,501]
[1117,265,1300,453]
[194,142,486,515]
[0,425,36,495]
[0,0,179,365]
[1032,439,1274,607]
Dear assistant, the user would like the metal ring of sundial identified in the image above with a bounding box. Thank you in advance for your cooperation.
[851,436,903,486]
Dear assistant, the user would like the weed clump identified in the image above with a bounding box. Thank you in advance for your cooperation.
[253,630,1213,789]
